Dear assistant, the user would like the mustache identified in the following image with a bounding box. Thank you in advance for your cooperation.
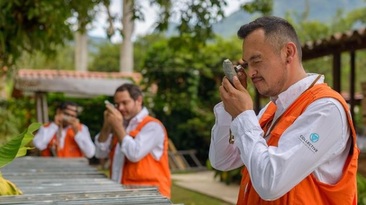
[251,76,263,81]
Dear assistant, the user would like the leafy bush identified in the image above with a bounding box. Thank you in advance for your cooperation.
[0,123,40,195]
[206,160,242,185]
[358,173,366,205]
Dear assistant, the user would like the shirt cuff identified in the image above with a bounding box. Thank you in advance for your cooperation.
[49,122,59,131]
[214,102,233,126]
[94,133,112,152]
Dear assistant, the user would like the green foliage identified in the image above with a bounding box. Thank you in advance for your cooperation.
[0,0,103,69]
[242,0,273,16]
[0,1,71,67]
[16,45,74,71]
[358,173,366,205]
[0,106,20,145]
[89,42,120,72]
[0,123,40,168]
[296,21,331,42]
[0,118,40,196]
[0,98,37,134]
[0,98,37,149]
[134,34,167,72]
[207,160,242,185]
[346,7,366,25]
[140,35,242,161]
[154,0,227,46]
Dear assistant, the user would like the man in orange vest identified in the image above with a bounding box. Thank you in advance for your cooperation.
[33,101,95,158]
[209,16,359,204]
[94,83,171,198]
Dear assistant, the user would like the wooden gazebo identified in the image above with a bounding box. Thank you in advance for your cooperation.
[302,28,366,122]
[12,69,142,123]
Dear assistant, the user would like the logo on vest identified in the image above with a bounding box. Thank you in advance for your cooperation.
[298,134,319,153]
[310,133,319,143]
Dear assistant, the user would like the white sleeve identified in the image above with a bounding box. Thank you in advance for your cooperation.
[208,102,246,170]
[94,133,113,159]
[121,121,165,162]
[231,98,350,200]
[74,124,96,159]
[33,122,58,150]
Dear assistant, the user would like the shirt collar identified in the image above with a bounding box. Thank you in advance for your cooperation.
[271,73,324,112]
[128,107,149,125]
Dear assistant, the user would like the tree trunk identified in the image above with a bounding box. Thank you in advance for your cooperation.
[75,32,88,71]
[120,0,134,72]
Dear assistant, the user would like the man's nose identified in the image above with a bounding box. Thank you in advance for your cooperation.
[246,66,257,78]
[116,103,125,111]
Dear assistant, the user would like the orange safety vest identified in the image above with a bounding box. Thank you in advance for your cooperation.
[237,83,359,205]
[109,116,171,198]
[40,123,84,158]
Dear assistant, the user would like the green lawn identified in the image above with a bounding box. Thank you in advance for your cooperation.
[170,182,233,205]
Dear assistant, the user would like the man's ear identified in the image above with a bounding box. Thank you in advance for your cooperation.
[136,96,143,106]
[285,42,297,63]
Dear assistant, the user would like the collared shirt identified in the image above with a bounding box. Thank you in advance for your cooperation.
[94,107,165,182]
[209,73,351,200]
[33,122,96,158]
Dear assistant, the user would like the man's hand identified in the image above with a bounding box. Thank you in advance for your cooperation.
[236,65,248,89]
[103,103,126,143]
[104,103,123,130]
[219,75,253,119]
[69,117,80,134]
[54,113,63,126]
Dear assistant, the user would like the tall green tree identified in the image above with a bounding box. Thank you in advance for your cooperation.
[140,34,242,160]
[0,0,103,69]
[104,0,229,72]
[0,0,104,100]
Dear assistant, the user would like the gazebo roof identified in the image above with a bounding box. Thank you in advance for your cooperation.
[13,69,142,98]
[302,28,366,60]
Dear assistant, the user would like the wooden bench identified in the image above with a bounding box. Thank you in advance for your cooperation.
[168,139,206,172]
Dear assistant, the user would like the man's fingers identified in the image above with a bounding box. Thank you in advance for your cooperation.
[105,104,120,116]
[105,103,115,111]
[233,76,245,91]
[222,76,235,91]
[237,70,248,89]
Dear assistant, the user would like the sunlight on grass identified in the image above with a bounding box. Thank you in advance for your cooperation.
[171,182,233,205]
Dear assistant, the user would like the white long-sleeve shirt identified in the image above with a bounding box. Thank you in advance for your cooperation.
[209,74,352,200]
[33,122,96,158]
[94,107,165,183]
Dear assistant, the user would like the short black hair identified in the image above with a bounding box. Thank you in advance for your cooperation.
[237,16,302,60]
[115,83,143,102]
[57,101,79,114]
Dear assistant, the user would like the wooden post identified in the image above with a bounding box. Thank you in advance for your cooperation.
[35,92,48,123]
